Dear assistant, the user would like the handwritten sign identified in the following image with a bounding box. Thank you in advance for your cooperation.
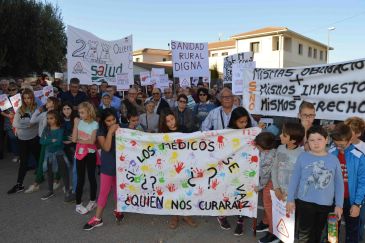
[116,73,130,91]
[67,25,133,85]
[140,71,151,86]
[0,94,12,111]
[171,40,209,78]
[9,94,22,112]
[232,62,256,95]
[270,191,295,243]
[155,74,170,89]
[242,58,365,120]
[116,128,260,216]
[223,52,254,83]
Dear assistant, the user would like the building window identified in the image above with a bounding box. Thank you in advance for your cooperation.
[313,48,317,59]
[222,52,228,56]
[250,42,260,53]
[298,44,303,55]
[162,58,167,62]
[136,58,140,62]
[211,53,218,57]
[272,36,279,51]
[320,50,324,60]
[284,37,292,52]
[308,47,312,57]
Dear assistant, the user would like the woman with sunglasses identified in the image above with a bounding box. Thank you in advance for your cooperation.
[172,94,196,133]
[193,87,216,130]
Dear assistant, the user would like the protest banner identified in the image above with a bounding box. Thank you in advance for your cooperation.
[67,25,133,85]
[116,127,260,216]
[140,71,151,86]
[116,73,130,91]
[171,41,209,79]
[0,94,12,111]
[179,77,191,88]
[232,62,256,95]
[270,190,295,243]
[223,52,254,83]
[155,74,169,89]
[9,94,22,112]
[242,58,365,120]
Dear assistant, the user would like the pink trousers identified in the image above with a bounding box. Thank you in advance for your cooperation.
[97,173,117,208]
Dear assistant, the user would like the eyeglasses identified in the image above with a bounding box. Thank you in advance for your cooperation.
[300,114,316,119]
[199,93,207,96]
[178,100,187,103]
[152,93,160,95]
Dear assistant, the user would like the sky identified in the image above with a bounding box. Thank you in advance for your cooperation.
[47,0,365,63]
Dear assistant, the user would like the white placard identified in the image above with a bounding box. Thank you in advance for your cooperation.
[9,94,22,113]
[140,71,151,86]
[55,72,64,79]
[171,40,209,78]
[270,190,295,243]
[116,73,130,91]
[224,52,254,83]
[0,94,12,111]
[155,74,170,89]
[232,62,256,95]
[67,25,133,85]
[34,90,45,105]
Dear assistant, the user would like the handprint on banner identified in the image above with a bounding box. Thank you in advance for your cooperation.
[167,183,177,192]
[157,172,165,184]
[130,140,137,147]
[222,193,230,202]
[174,162,185,174]
[119,183,127,190]
[185,189,193,196]
[193,168,204,178]
[155,158,163,169]
[217,135,225,148]
[119,154,126,162]
[155,186,164,196]
[163,134,171,142]
[211,179,220,190]
[194,186,204,196]
[169,151,179,163]
[250,155,259,164]
[231,138,241,149]
[244,170,257,178]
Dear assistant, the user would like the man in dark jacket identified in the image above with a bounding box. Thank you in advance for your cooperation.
[151,88,170,115]
[60,78,87,110]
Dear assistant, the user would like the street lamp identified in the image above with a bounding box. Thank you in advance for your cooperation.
[327,27,336,64]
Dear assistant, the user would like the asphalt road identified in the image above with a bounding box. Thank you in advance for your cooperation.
[0,153,263,243]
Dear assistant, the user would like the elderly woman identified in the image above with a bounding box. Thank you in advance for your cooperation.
[139,100,160,133]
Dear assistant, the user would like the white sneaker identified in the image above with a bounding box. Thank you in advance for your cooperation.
[53,182,61,190]
[86,201,97,212]
[76,204,88,215]
[24,184,40,193]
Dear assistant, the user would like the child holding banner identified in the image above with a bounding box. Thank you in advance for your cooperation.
[217,107,253,236]
[158,110,197,229]
[287,126,344,243]
[72,102,98,215]
[253,132,277,236]
[83,108,124,230]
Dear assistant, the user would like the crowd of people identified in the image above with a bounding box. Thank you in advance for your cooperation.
[1,75,365,243]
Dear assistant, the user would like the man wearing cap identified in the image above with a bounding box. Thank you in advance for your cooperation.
[97,92,119,118]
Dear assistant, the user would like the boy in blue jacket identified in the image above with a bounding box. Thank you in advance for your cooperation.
[330,123,365,243]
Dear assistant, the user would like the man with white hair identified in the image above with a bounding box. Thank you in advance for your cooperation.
[201,88,257,131]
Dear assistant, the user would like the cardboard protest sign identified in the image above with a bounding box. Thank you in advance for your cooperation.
[171,41,209,78]
[224,52,254,83]
[67,25,133,85]
[242,58,365,120]
[9,94,22,112]
[116,128,260,216]
[116,73,130,91]
[155,74,169,89]
[232,62,256,95]
[0,94,12,111]
[270,190,295,243]
[140,71,151,86]
[179,77,191,88]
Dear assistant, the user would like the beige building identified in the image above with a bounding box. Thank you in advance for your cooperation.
[209,26,330,75]
[133,48,171,63]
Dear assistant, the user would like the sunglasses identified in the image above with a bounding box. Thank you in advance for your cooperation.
[199,93,207,96]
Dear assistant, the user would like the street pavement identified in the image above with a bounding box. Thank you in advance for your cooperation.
[0,153,263,243]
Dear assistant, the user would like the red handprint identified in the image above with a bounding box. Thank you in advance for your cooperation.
[119,154,126,162]
[193,168,204,178]
[217,135,225,148]
[174,162,185,174]
[156,158,163,169]
[14,100,20,107]
[175,139,184,144]
[155,186,164,196]
[167,183,176,192]
[194,186,204,196]
[250,155,258,164]
[117,167,124,173]
[119,183,127,189]
[130,140,137,147]
[211,179,220,190]
[222,193,229,202]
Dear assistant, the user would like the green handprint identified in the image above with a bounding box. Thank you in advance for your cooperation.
[181,180,189,189]
[244,170,256,177]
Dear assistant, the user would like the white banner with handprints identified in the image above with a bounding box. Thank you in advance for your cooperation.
[116,128,260,216]
[67,25,133,85]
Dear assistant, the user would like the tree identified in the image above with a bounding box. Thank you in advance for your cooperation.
[0,0,66,76]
